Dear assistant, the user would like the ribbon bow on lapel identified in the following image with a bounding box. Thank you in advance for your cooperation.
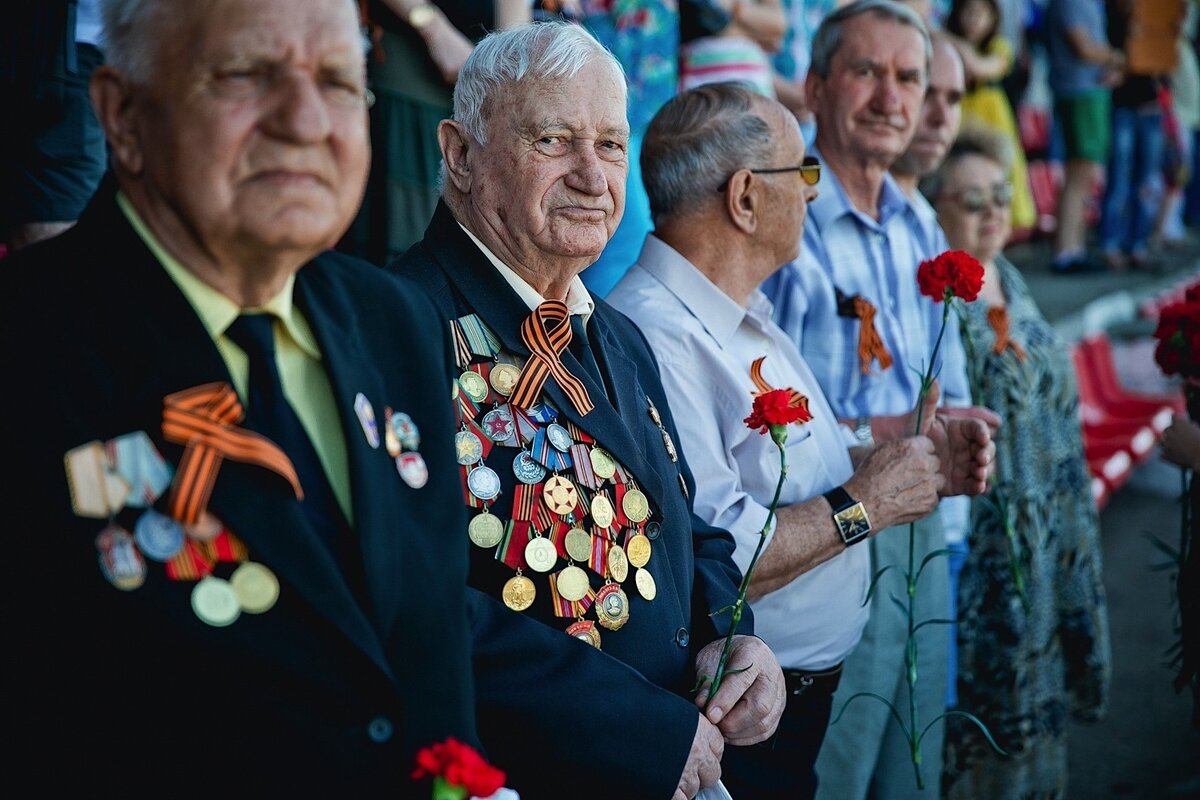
[510,300,595,416]
[987,306,1026,361]
[835,287,894,375]
[162,382,303,523]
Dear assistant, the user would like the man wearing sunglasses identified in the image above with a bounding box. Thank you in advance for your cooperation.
[609,81,995,800]
[761,2,1000,798]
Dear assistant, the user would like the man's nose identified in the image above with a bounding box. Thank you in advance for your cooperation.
[566,145,608,195]
[262,71,334,142]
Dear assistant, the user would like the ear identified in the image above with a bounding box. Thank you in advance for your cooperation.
[804,71,821,116]
[438,120,474,193]
[90,65,143,175]
[722,169,758,236]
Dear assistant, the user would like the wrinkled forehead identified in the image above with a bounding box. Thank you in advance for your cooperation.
[181,0,364,69]
[484,64,630,139]
[835,15,927,73]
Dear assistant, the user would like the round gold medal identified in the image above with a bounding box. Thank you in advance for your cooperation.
[564,527,592,562]
[524,536,557,573]
[607,543,629,583]
[230,561,280,614]
[621,488,650,523]
[590,493,615,529]
[191,576,241,627]
[589,447,617,480]
[459,370,489,403]
[384,421,401,457]
[626,532,652,568]
[595,584,631,631]
[635,567,657,601]
[566,619,602,648]
[556,564,589,602]
[542,475,578,515]
[469,511,505,548]
[502,574,536,611]
[489,362,522,396]
[184,511,223,542]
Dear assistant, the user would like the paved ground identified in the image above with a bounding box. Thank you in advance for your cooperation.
[1000,236,1200,797]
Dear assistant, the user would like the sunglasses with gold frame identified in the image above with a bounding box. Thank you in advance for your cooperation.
[716,155,821,192]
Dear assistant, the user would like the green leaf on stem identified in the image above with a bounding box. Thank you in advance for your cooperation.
[924,710,1008,755]
[915,547,953,584]
[831,691,912,739]
[912,617,957,634]
[863,564,895,606]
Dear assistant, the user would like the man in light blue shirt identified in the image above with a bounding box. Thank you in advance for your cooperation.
[761,2,997,797]
[611,81,995,800]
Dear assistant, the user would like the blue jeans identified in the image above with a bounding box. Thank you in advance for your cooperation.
[1100,106,1165,255]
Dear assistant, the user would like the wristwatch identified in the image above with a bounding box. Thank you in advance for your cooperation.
[823,486,871,546]
[407,3,437,31]
[852,415,874,447]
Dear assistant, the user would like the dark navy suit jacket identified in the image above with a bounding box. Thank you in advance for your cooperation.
[4,182,478,794]
[391,201,752,799]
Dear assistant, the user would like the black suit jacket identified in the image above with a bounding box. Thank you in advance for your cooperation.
[3,184,478,794]
[390,202,752,799]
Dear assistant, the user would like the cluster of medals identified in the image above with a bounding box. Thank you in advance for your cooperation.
[65,429,279,628]
[450,313,660,650]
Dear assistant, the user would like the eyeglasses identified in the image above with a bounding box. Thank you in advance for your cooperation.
[716,156,821,192]
[952,182,1013,213]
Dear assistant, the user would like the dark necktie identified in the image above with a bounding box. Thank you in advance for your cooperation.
[225,314,343,552]
[569,314,609,402]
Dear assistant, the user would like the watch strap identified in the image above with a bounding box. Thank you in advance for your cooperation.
[823,485,854,513]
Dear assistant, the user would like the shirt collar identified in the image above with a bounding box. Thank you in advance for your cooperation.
[806,146,911,235]
[636,234,760,349]
[117,191,320,358]
[458,221,595,324]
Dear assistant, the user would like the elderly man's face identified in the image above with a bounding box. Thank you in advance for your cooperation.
[809,14,927,167]
[901,41,964,176]
[128,0,369,260]
[469,60,629,265]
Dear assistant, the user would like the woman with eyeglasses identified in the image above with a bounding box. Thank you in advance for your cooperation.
[921,125,1112,800]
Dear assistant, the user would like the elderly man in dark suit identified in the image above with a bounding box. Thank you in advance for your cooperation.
[391,20,786,800]
[3,0,487,793]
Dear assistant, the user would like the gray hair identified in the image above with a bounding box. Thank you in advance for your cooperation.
[100,0,364,83]
[453,21,627,144]
[642,82,775,223]
[919,123,1014,201]
[809,0,932,79]
[100,0,174,82]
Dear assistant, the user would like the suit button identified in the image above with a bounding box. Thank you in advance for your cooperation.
[645,521,662,541]
[367,716,394,743]
[675,627,690,648]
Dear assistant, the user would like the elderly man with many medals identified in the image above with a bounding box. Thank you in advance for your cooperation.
[392,20,786,800]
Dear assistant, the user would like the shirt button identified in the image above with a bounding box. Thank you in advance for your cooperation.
[367,716,394,743]
[675,627,690,648]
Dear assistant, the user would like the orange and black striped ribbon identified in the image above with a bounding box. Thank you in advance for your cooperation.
[510,301,594,416]
[162,383,303,524]
[748,355,816,419]
[449,320,472,370]
[987,306,1026,361]
[852,298,894,374]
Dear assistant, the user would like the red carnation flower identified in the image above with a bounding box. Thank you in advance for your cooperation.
[413,738,506,799]
[917,250,985,303]
[744,388,813,434]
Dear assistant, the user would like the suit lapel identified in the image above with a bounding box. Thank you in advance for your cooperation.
[294,264,407,645]
[91,192,391,677]
[425,204,670,518]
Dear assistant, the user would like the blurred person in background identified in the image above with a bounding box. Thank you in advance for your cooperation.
[942,0,1038,234]
[340,0,528,266]
[922,124,1112,800]
[2,0,106,254]
[1044,0,1125,274]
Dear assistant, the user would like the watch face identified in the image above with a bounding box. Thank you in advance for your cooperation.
[835,503,871,542]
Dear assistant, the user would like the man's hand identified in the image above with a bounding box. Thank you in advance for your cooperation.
[1161,415,1200,471]
[694,635,785,745]
[928,411,996,496]
[673,715,724,800]
[844,436,942,530]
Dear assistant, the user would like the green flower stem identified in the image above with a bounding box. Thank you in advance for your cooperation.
[706,435,788,706]
[902,295,950,791]
[432,776,468,800]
